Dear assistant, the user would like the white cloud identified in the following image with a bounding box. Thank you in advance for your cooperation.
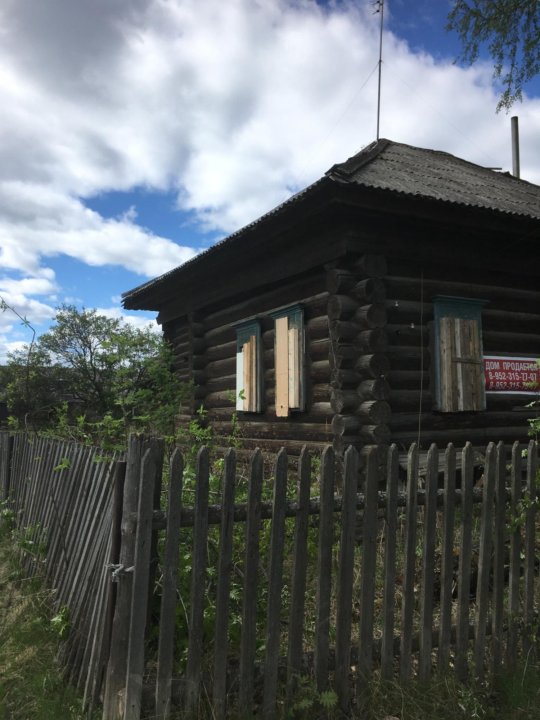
[0,0,539,361]
[96,305,160,332]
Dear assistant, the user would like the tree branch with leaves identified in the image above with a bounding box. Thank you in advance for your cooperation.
[447,0,540,110]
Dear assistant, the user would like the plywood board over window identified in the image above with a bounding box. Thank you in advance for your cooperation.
[272,306,304,417]
[235,322,262,412]
[434,296,487,413]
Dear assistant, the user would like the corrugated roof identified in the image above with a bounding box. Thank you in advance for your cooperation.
[123,138,540,305]
[328,138,540,218]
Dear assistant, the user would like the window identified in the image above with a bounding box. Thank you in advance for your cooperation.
[235,321,262,412]
[433,296,487,412]
[271,305,304,417]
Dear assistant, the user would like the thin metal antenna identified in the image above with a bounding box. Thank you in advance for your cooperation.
[375,0,384,140]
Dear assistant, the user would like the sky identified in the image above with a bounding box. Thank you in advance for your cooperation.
[1,0,539,359]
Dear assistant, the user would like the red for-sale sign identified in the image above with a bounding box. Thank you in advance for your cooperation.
[484,356,540,393]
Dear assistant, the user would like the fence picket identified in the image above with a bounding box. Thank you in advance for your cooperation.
[87,461,127,711]
[286,448,311,704]
[400,443,419,682]
[156,449,184,720]
[523,440,538,659]
[381,445,399,681]
[314,446,335,692]
[438,443,456,670]
[474,443,496,683]
[262,448,289,719]
[238,449,264,714]
[455,442,474,682]
[507,441,522,669]
[103,435,149,720]
[491,442,507,674]
[357,447,380,691]
[418,444,438,681]
[124,443,161,720]
[335,445,359,709]
[2,431,539,718]
[184,447,210,717]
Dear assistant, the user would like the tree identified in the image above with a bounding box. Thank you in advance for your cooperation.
[4,305,189,444]
[447,0,540,110]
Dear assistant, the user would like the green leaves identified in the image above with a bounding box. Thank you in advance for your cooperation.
[4,305,190,446]
[447,0,540,110]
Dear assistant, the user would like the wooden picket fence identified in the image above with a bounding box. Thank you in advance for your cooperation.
[0,432,123,708]
[101,436,539,719]
[1,432,539,719]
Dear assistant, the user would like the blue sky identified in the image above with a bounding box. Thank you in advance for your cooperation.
[1,0,539,358]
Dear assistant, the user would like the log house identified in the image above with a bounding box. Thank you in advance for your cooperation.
[123,139,540,457]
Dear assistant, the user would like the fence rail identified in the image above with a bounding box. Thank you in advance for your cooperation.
[1,432,539,719]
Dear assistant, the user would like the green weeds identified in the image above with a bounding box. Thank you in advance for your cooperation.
[0,534,98,720]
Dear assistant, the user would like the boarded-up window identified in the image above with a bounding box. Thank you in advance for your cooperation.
[272,307,304,417]
[434,297,486,413]
[235,322,262,412]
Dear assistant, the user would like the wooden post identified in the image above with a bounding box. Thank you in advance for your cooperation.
[102,435,152,720]
[89,460,126,710]
[124,441,163,720]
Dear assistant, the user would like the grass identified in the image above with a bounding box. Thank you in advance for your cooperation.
[0,524,98,720]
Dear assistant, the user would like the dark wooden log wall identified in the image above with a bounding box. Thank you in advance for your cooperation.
[162,240,538,456]
[184,270,336,456]
[385,260,540,447]
[327,255,392,458]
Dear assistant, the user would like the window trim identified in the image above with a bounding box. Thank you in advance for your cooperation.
[433,296,488,413]
[234,320,263,413]
[270,304,305,417]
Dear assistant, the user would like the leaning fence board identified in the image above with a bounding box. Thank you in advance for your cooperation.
[286,448,311,703]
[455,443,475,682]
[262,448,289,719]
[418,445,438,681]
[438,443,456,670]
[314,446,335,692]
[89,461,127,711]
[156,449,184,720]
[380,445,399,681]
[335,446,359,710]
[212,449,236,720]
[400,443,419,682]
[184,447,210,717]
[238,449,264,713]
